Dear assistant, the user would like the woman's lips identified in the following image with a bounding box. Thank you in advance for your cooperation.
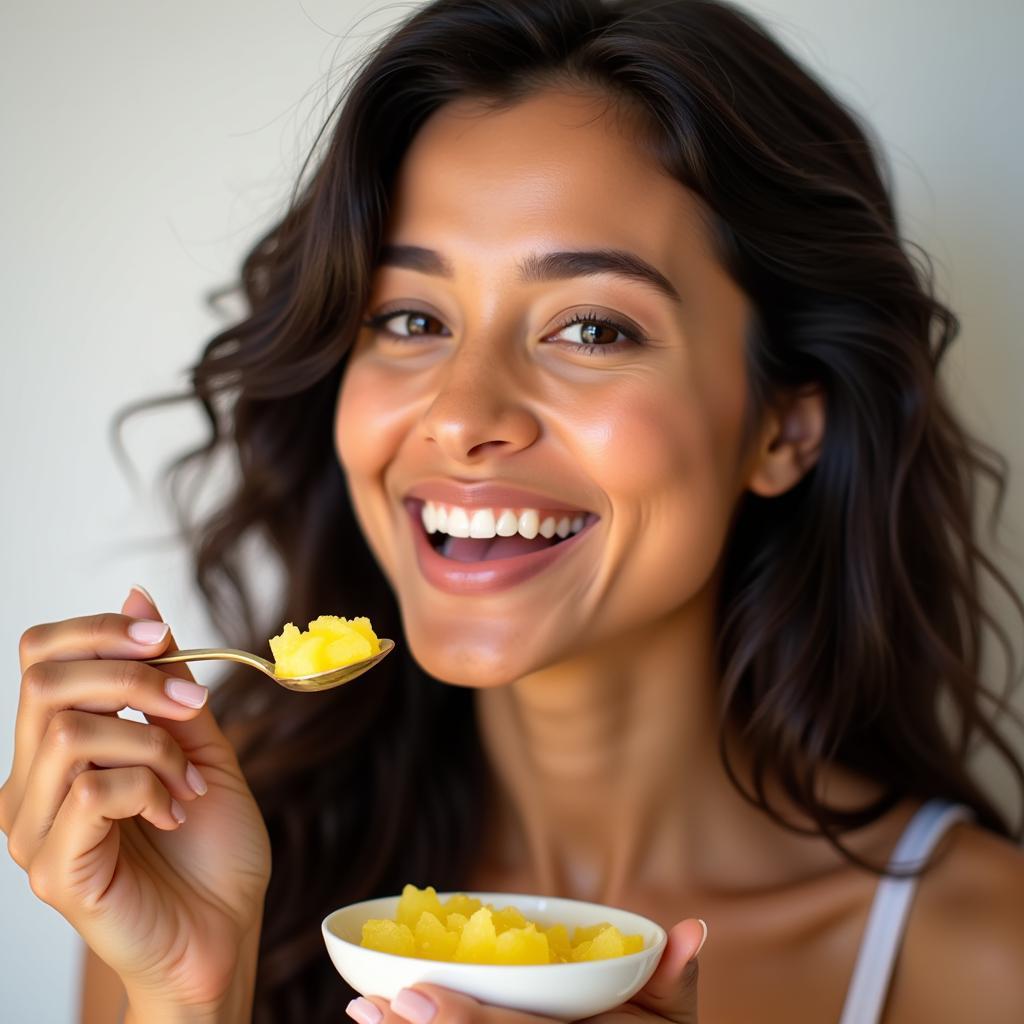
[402,498,600,595]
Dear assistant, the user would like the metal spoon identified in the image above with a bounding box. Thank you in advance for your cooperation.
[143,638,395,693]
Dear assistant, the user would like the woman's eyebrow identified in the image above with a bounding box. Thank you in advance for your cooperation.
[375,243,681,304]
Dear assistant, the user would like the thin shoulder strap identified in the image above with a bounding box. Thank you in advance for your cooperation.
[837,799,974,1024]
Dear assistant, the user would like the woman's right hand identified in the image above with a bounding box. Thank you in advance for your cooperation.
[0,586,272,1018]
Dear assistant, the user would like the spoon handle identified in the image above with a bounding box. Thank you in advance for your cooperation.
[143,647,273,674]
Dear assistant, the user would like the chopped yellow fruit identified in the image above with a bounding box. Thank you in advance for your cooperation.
[491,905,529,934]
[572,922,614,945]
[395,883,445,930]
[544,923,572,963]
[414,911,460,961]
[358,884,647,965]
[445,912,469,932]
[570,938,594,961]
[454,907,497,963]
[269,614,380,677]
[588,926,625,960]
[361,919,415,957]
[442,893,483,921]
[494,923,550,965]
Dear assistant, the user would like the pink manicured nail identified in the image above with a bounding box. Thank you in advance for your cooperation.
[128,583,157,606]
[692,919,708,960]
[165,679,208,708]
[392,989,437,1024]
[170,799,186,824]
[128,620,169,645]
[346,997,383,1024]
[185,762,208,796]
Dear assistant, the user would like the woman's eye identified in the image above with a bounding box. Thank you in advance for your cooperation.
[361,307,644,356]
[550,317,631,350]
[547,311,644,355]
[362,310,448,340]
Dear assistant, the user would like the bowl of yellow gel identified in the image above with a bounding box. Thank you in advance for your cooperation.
[321,884,667,1016]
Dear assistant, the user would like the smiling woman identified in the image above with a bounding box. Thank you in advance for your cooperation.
[3,2,1024,1024]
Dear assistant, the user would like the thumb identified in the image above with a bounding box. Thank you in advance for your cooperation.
[120,583,229,760]
[628,917,706,1024]
[121,584,196,685]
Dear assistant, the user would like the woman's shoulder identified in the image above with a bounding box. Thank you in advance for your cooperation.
[885,819,1024,1023]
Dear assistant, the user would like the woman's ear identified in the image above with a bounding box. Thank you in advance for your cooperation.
[745,384,826,497]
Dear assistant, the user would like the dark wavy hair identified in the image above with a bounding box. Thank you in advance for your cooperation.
[113,1,1024,1020]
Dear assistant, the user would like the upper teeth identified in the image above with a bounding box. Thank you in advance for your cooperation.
[420,501,587,541]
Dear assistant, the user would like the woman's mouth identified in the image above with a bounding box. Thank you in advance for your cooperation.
[402,498,600,594]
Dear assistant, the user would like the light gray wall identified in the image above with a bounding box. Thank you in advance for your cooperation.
[2,1,1021,1018]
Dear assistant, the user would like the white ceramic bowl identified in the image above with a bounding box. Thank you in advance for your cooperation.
[322,891,667,1018]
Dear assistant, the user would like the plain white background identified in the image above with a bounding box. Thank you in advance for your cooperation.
[2,0,1022,1017]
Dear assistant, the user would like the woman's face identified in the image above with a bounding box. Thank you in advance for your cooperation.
[335,87,756,687]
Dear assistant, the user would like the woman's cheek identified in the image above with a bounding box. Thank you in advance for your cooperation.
[591,384,736,606]
[335,357,404,479]
[334,359,414,579]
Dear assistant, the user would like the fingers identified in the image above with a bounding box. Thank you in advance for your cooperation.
[120,585,198,686]
[116,586,232,759]
[19,611,174,675]
[348,986,565,1024]
[7,710,207,870]
[624,918,706,1024]
[26,765,184,913]
[9,657,209,804]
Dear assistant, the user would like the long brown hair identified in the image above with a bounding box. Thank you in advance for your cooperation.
[113,1,1024,1019]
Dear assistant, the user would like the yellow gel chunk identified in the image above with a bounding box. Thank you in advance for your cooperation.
[358,884,646,965]
[269,614,380,677]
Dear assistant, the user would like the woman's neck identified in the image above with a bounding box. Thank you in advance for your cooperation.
[471,584,894,906]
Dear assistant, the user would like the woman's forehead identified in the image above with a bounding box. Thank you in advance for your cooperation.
[383,89,716,287]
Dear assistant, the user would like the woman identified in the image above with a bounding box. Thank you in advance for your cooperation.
[3,0,1023,1021]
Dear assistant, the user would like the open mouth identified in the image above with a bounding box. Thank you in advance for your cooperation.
[405,499,599,563]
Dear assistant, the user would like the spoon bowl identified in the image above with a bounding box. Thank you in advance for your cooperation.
[144,638,395,691]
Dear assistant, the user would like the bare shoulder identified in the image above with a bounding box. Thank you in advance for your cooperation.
[885,821,1024,1024]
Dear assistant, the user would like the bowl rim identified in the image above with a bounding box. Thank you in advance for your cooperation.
[321,890,668,968]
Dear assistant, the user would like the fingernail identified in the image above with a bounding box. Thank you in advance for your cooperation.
[346,997,383,1024]
[128,620,169,645]
[165,679,209,708]
[391,988,437,1024]
[128,583,157,607]
[170,799,186,824]
[185,762,208,796]
[691,919,708,960]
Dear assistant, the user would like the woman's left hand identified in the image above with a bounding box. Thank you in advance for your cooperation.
[346,918,707,1024]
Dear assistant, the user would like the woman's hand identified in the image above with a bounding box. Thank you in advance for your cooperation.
[0,586,272,1019]
[346,918,707,1024]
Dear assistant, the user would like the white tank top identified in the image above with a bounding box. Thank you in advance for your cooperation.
[836,798,974,1023]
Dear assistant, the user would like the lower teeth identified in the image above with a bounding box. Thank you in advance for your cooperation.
[436,533,567,559]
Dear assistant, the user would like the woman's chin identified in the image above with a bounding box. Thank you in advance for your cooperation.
[401,625,544,689]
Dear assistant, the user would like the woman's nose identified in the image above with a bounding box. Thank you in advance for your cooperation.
[417,338,540,461]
